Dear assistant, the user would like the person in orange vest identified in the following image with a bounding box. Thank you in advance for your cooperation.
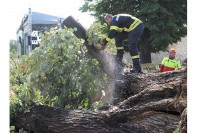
[160,48,181,72]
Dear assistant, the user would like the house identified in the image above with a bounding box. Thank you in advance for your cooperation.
[16,8,65,58]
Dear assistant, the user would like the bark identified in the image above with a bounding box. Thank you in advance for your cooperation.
[139,28,151,64]
[11,70,187,133]
[178,108,187,133]
[117,70,186,108]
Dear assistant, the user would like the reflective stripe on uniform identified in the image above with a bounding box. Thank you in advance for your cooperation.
[106,37,112,42]
[114,15,142,32]
[132,55,140,59]
[124,19,142,32]
[110,26,118,30]
[110,15,142,32]
[118,28,124,32]
[110,26,123,32]
[116,47,124,50]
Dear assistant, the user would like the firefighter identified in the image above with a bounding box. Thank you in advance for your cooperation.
[160,48,181,72]
[101,14,144,73]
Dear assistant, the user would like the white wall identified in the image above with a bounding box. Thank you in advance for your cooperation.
[122,36,187,66]
[151,36,187,65]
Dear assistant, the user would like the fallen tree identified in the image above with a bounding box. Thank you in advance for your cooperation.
[11,69,187,133]
[11,17,187,133]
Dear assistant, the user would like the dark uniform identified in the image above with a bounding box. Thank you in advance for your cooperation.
[103,14,144,73]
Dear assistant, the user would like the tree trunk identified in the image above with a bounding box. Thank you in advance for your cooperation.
[139,28,151,64]
[62,16,123,79]
[11,70,187,133]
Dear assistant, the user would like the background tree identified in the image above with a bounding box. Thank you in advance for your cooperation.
[80,0,187,63]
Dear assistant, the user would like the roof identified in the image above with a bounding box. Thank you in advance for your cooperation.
[31,12,65,24]
[17,11,65,33]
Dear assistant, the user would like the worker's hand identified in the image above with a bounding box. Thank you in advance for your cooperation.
[101,38,107,50]
[101,44,106,50]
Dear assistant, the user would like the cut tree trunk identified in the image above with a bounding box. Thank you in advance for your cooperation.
[62,16,123,79]
[11,70,187,133]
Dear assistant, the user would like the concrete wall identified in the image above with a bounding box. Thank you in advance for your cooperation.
[122,36,187,67]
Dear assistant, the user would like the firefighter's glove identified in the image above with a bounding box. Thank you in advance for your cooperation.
[101,44,106,50]
[101,39,107,50]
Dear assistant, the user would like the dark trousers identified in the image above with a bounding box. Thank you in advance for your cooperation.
[115,32,128,62]
[115,23,144,72]
[128,23,144,57]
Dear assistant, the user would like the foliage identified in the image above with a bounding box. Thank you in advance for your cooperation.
[10,40,17,56]
[80,0,187,53]
[86,21,116,53]
[92,100,104,111]
[86,21,107,45]
[10,27,109,119]
[10,58,30,119]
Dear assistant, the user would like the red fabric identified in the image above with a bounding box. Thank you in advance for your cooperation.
[160,65,164,72]
[160,65,175,72]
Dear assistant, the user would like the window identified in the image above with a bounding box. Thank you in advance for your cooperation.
[32,36,37,40]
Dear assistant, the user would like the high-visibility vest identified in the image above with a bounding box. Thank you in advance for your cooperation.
[160,57,181,72]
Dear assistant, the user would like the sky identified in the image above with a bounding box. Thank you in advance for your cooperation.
[3,0,95,40]
[1,0,200,132]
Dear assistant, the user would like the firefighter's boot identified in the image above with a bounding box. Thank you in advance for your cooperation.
[130,59,142,73]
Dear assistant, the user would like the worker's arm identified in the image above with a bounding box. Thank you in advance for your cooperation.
[102,20,119,46]
[106,28,118,41]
